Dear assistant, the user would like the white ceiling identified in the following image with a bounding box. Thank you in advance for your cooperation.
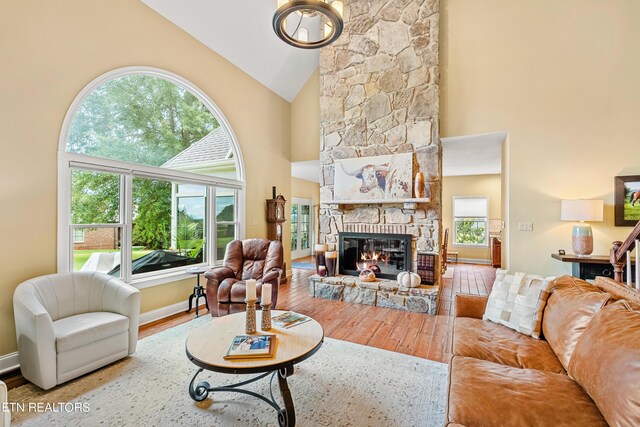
[292,160,320,183]
[140,0,319,102]
[442,132,506,177]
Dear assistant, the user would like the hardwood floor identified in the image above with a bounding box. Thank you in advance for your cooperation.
[2,263,495,389]
[140,263,495,364]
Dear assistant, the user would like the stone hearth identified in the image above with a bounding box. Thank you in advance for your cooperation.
[309,274,438,314]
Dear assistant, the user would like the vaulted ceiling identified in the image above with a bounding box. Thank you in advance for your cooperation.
[140,0,319,102]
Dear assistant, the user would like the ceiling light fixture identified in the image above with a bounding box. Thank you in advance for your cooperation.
[273,0,344,49]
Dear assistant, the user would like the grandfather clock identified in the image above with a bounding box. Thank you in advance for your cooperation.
[266,193,287,283]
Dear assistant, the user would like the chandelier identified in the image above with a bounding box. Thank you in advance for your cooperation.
[273,0,344,49]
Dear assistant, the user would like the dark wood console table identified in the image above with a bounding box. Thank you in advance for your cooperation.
[551,253,635,281]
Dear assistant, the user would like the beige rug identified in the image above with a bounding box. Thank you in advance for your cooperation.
[9,316,448,427]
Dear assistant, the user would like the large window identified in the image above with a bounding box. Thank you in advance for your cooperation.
[59,68,244,286]
[453,197,488,246]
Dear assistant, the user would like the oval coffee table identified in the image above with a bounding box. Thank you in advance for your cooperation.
[185,310,324,427]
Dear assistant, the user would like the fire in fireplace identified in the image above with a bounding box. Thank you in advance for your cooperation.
[338,232,412,280]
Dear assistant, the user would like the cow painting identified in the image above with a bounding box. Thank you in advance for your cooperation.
[334,153,413,201]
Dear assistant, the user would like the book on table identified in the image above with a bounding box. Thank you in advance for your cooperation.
[223,335,276,360]
[271,311,311,329]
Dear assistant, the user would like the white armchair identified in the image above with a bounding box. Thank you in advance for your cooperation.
[0,380,9,427]
[13,272,140,390]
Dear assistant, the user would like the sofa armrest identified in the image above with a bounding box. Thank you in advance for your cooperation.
[261,269,283,308]
[13,285,57,390]
[101,277,141,355]
[0,380,8,427]
[455,294,489,319]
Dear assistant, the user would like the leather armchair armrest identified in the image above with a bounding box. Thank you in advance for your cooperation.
[261,269,282,308]
[13,288,57,390]
[205,266,235,283]
[455,294,489,319]
[101,277,141,355]
[205,267,235,316]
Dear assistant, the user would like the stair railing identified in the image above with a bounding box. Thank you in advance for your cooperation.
[610,220,640,289]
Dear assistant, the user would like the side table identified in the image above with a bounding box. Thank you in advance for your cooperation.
[186,266,210,317]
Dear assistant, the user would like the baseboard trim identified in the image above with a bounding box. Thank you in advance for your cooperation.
[454,258,492,265]
[0,352,19,375]
[139,300,207,326]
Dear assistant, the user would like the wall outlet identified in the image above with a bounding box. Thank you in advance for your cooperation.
[518,222,534,231]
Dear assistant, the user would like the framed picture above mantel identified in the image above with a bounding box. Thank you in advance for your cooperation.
[614,175,640,226]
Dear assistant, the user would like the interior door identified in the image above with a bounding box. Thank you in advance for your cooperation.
[291,198,313,260]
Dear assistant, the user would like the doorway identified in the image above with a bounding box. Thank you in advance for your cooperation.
[291,198,313,260]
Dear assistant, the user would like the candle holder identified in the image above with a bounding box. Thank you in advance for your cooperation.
[261,303,272,330]
[245,298,257,335]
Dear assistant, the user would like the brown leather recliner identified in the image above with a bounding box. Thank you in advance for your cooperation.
[205,238,284,316]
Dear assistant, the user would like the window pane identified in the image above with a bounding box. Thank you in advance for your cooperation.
[131,177,203,275]
[73,227,122,274]
[216,188,235,222]
[176,186,207,261]
[217,224,236,260]
[66,75,238,179]
[71,169,120,224]
[455,219,487,245]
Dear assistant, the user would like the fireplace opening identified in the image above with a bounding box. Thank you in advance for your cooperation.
[338,232,412,280]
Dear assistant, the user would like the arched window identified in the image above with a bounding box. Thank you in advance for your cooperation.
[58,67,245,286]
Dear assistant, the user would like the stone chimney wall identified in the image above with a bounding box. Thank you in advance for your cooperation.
[318,0,442,272]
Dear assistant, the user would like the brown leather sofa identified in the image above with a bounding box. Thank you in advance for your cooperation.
[447,275,640,427]
[205,238,284,316]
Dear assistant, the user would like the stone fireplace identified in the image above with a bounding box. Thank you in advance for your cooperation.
[319,0,442,281]
[339,232,412,279]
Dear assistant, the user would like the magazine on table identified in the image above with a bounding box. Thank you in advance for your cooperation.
[223,335,276,360]
[271,311,311,329]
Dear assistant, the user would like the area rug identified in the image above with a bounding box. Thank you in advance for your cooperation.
[291,261,316,270]
[9,317,448,427]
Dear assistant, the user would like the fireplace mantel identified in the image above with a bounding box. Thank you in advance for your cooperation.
[326,198,431,211]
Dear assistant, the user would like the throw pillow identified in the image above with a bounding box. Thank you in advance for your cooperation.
[483,269,553,338]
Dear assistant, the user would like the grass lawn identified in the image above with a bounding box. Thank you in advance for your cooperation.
[73,249,152,271]
[624,200,640,221]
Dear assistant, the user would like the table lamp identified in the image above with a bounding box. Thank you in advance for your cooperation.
[560,199,604,257]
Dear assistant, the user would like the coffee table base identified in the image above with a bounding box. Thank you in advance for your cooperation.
[188,365,296,427]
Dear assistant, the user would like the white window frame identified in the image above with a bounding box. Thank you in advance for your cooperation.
[57,67,246,289]
[452,196,489,247]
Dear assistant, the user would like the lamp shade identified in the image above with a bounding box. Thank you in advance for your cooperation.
[560,199,604,222]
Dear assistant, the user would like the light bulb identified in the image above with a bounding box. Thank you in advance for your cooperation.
[324,23,333,37]
[297,27,309,42]
[332,1,343,17]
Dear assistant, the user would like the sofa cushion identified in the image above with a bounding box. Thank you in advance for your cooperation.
[568,301,640,427]
[483,269,551,338]
[542,276,610,369]
[453,317,565,373]
[53,312,129,352]
[446,356,607,427]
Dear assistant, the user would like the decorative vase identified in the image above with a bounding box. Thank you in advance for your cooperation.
[314,244,328,276]
[414,172,425,198]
